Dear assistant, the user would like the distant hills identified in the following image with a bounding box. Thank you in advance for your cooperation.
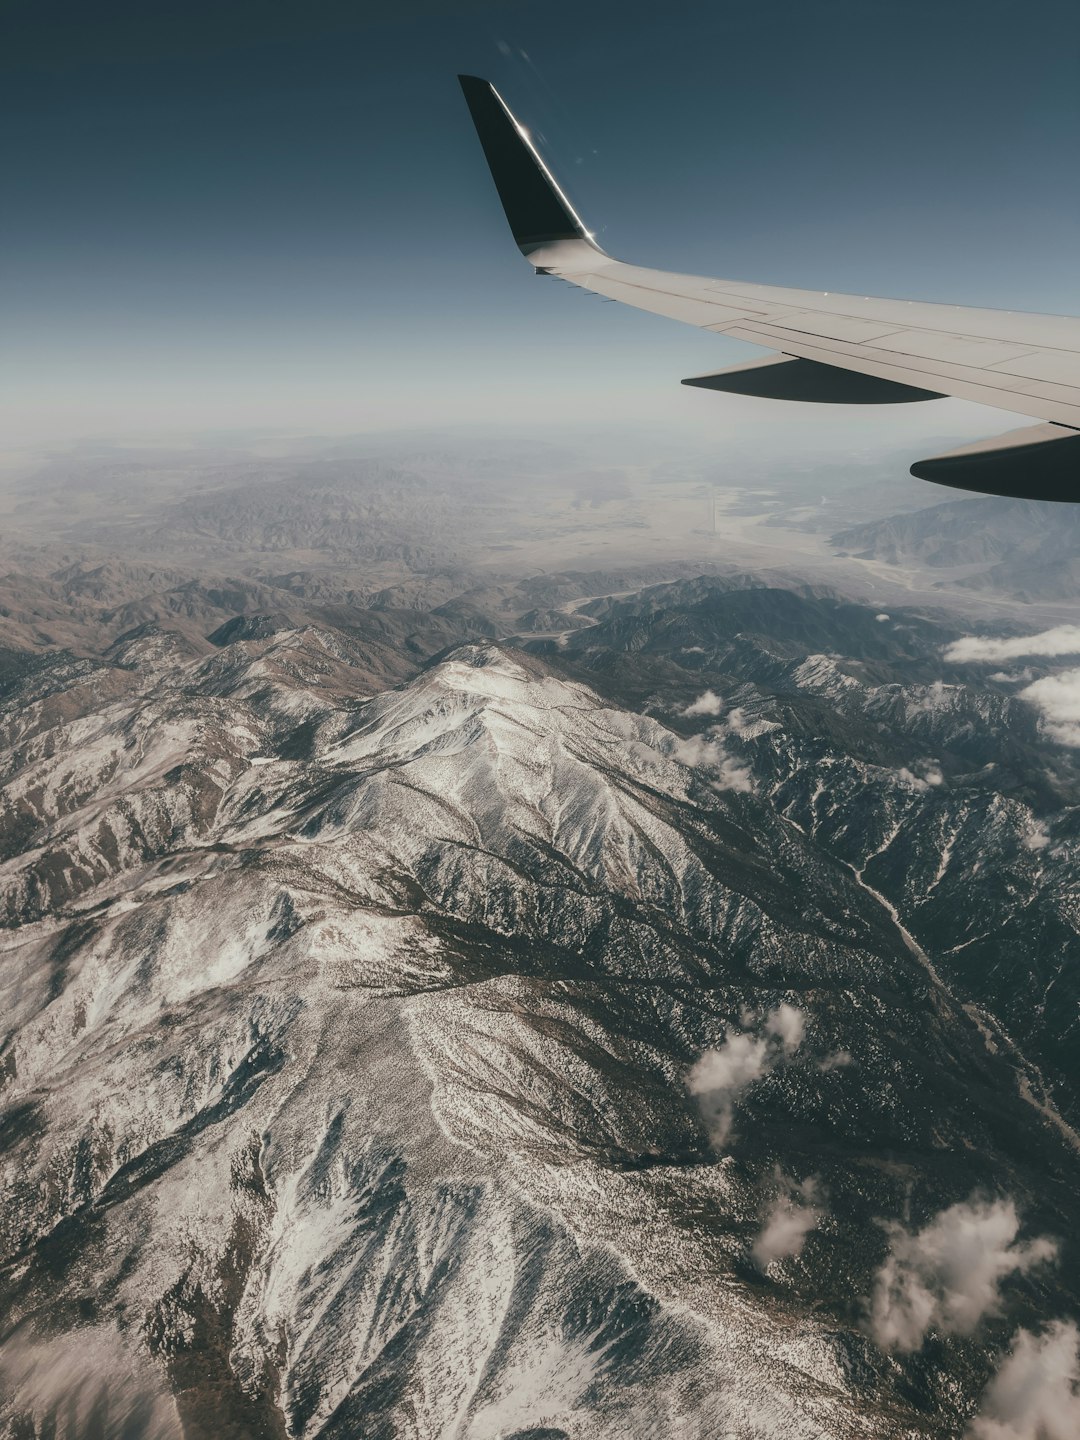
[833,496,1080,600]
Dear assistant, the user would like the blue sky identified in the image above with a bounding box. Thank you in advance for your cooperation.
[2,0,1078,448]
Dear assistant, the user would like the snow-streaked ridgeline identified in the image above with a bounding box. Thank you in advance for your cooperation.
[2,592,1080,1439]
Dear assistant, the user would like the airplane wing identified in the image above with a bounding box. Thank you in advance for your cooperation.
[458,74,1080,502]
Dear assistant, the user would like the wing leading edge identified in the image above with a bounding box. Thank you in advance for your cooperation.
[458,74,1080,502]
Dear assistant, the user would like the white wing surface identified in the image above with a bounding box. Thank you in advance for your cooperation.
[459,75,1080,501]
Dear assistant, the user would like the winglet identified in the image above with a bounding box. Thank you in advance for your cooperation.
[457,75,602,258]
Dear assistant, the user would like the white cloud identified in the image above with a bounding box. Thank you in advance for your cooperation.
[818,1049,852,1072]
[1023,820,1051,852]
[1018,669,1080,747]
[721,706,780,740]
[752,1171,825,1269]
[765,1002,805,1053]
[671,734,722,766]
[876,613,891,622]
[670,734,754,793]
[968,1322,1080,1440]
[0,1330,182,1439]
[945,626,1080,664]
[686,1031,771,1147]
[894,760,944,791]
[686,1005,806,1147]
[895,767,926,790]
[988,669,1034,684]
[868,1196,1057,1353]
[682,689,725,716]
[907,681,955,716]
[678,692,777,747]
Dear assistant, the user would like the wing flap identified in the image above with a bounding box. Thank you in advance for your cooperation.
[683,355,941,404]
[864,332,1038,367]
[758,312,908,344]
[992,350,1080,386]
[911,424,1080,502]
[718,320,1080,428]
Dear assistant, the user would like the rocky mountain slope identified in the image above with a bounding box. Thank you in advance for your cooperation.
[832,497,1080,601]
[1,582,1079,1438]
[545,581,1080,1126]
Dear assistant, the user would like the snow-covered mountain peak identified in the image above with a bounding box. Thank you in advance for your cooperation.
[4,604,1080,1439]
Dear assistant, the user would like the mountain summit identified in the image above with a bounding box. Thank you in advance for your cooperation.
[2,618,1079,1438]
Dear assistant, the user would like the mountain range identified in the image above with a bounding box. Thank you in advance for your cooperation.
[833,497,1080,601]
[3,567,1080,1438]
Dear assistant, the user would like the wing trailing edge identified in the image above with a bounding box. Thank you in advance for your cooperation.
[683,355,943,405]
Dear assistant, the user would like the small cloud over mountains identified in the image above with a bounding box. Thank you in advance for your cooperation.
[1023,820,1051,852]
[895,760,944,791]
[765,1002,805,1052]
[945,626,1080,664]
[1017,669,1080,747]
[817,1049,851,1072]
[686,1005,805,1147]
[671,690,761,791]
[752,1169,825,1269]
[682,689,725,717]
[968,1321,1080,1439]
[945,626,1080,746]
[670,733,753,793]
[868,1195,1057,1353]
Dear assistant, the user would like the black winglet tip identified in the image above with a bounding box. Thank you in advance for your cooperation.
[456,71,593,253]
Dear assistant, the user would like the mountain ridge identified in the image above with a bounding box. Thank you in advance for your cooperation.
[3,609,1080,1436]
